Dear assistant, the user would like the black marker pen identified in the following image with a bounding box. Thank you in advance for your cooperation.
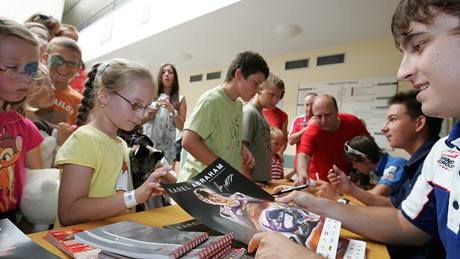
[272,184,309,195]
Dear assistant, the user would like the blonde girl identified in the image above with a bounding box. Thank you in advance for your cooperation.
[55,59,166,227]
[0,17,44,223]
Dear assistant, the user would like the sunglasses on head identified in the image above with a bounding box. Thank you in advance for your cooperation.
[344,142,367,158]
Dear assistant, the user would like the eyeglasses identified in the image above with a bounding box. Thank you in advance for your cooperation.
[0,63,43,82]
[113,92,153,115]
[344,142,367,158]
[48,55,81,69]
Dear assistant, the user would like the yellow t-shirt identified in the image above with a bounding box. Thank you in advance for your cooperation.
[54,125,132,227]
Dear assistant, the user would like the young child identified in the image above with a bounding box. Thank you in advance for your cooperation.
[57,24,79,42]
[261,77,288,160]
[36,36,83,125]
[342,135,407,196]
[54,59,167,227]
[270,127,284,180]
[23,22,49,61]
[25,64,74,168]
[178,51,269,182]
[242,74,283,183]
[0,18,44,224]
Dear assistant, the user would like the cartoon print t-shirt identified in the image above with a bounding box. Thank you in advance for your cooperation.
[0,111,43,212]
[115,160,130,192]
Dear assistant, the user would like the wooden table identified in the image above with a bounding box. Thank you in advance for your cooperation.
[28,204,389,258]
[28,205,192,258]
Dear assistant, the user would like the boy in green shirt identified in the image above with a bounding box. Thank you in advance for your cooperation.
[178,51,269,181]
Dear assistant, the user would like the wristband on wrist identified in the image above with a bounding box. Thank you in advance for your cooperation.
[173,109,178,117]
[123,190,138,208]
[337,198,350,204]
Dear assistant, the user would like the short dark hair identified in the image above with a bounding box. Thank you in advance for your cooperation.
[344,135,382,164]
[391,0,460,49]
[388,90,443,138]
[225,51,269,82]
[46,36,82,59]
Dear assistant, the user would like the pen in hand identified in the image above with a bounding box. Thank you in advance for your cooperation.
[272,184,309,196]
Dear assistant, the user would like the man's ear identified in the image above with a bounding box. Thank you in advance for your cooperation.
[415,115,427,133]
[234,68,243,80]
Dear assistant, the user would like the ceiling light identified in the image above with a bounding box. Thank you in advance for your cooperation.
[174,51,193,61]
[274,24,301,39]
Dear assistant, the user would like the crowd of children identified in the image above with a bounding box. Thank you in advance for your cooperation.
[2,0,460,257]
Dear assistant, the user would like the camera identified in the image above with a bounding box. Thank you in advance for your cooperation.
[150,101,160,110]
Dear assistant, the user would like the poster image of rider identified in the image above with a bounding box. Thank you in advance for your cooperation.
[193,188,324,248]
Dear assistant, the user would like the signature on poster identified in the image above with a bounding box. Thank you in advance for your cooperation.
[214,173,234,192]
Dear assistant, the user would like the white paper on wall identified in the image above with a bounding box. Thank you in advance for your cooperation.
[297,77,397,150]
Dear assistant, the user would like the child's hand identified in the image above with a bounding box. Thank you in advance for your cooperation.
[327,165,351,194]
[315,180,337,200]
[134,169,167,203]
[144,108,157,120]
[242,145,255,169]
[56,122,74,145]
[155,165,177,183]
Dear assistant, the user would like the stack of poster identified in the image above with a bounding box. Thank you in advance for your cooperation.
[74,221,208,258]
[44,228,100,258]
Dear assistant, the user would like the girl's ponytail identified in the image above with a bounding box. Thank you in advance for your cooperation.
[76,63,100,126]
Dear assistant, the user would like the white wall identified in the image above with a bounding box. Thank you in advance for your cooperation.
[78,0,238,62]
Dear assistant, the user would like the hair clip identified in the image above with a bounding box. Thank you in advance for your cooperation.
[96,62,110,79]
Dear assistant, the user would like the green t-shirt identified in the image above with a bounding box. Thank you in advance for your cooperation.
[178,85,243,181]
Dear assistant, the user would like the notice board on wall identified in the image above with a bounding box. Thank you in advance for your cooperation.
[297,77,398,150]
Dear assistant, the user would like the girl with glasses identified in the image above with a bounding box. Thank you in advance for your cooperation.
[0,18,44,225]
[54,59,169,227]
